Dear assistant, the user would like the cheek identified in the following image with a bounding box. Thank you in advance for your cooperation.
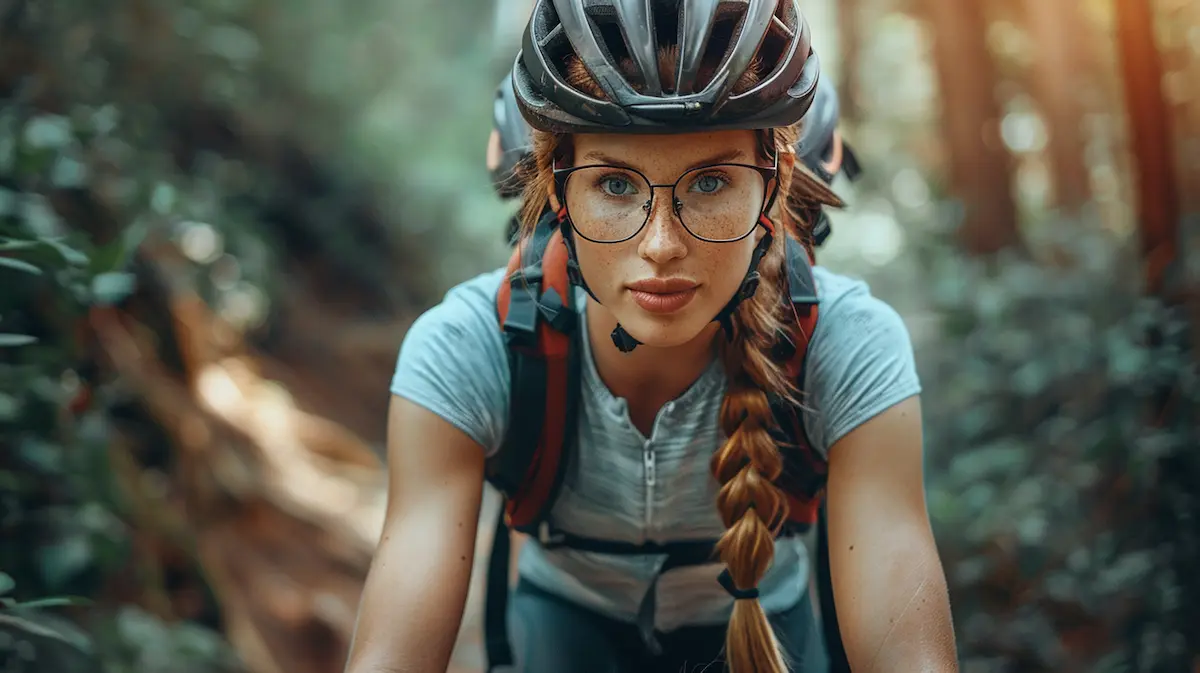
[696,240,755,296]
[571,238,625,292]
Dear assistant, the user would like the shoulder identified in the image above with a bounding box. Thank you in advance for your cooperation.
[390,268,511,456]
[412,267,507,335]
[800,267,921,454]
[811,266,911,341]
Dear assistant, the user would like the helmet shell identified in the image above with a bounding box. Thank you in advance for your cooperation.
[512,0,821,135]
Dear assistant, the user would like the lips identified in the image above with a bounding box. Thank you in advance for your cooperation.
[627,277,699,315]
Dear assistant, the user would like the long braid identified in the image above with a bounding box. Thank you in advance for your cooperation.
[710,123,809,673]
[713,207,796,673]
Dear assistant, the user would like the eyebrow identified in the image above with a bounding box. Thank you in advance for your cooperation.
[579,148,748,173]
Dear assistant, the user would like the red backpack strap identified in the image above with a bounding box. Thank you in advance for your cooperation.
[772,234,828,528]
[490,208,581,532]
[486,209,581,671]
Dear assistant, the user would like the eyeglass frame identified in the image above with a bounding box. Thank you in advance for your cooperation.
[551,152,780,245]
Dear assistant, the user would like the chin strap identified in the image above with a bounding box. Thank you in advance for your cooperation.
[712,217,775,342]
[557,208,778,354]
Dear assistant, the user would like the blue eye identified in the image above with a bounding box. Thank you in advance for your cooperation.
[689,173,729,194]
[601,175,636,196]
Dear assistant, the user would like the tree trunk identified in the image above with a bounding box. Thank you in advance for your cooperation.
[1114,0,1180,298]
[1155,1,1200,222]
[835,0,862,125]
[1022,0,1092,213]
[919,0,1023,255]
[1113,1,1198,666]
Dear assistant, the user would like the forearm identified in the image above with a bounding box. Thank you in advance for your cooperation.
[835,526,958,672]
[344,517,477,673]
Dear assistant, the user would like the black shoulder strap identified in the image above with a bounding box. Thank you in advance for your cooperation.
[483,506,514,668]
[818,502,850,672]
[773,236,826,517]
[779,235,848,669]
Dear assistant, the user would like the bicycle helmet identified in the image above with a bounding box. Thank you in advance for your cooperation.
[491,76,534,199]
[796,76,837,165]
[791,75,864,247]
[512,0,821,134]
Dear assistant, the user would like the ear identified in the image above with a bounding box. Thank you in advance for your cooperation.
[486,129,503,172]
[821,130,844,176]
[547,183,561,211]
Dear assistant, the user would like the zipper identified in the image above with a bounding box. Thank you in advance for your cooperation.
[644,441,656,533]
[642,402,672,540]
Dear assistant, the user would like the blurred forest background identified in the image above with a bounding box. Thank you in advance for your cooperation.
[1,0,1197,671]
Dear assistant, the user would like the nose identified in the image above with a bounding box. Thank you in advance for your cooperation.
[637,193,688,264]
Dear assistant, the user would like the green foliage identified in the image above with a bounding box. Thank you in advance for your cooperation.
[1,0,515,668]
[916,227,1199,672]
[1,86,240,673]
[89,607,242,673]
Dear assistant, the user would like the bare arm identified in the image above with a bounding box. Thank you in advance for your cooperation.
[344,396,486,673]
[825,395,958,672]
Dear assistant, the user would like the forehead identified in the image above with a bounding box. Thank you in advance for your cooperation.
[572,130,759,174]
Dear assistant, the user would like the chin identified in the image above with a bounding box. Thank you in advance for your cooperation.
[610,306,716,349]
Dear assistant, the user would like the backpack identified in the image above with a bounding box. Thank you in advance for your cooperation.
[483,207,850,672]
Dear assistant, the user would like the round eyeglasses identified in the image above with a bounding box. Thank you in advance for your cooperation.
[553,158,778,244]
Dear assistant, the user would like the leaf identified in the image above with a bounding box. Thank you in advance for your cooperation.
[121,219,149,260]
[88,237,126,275]
[23,115,73,149]
[50,155,88,189]
[88,221,146,275]
[0,333,38,347]
[0,610,95,653]
[150,183,177,215]
[37,535,93,589]
[0,237,88,272]
[90,272,136,306]
[0,571,14,595]
[41,238,89,266]
[19,437,62,471]
[18,194,64,237]
[0,256,42,275]
[0,187,15,216]
[0,238,41,252]
[8,596,92,609]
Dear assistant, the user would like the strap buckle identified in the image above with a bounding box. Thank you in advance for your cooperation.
[503,267,544,348]
[536,520,565,547]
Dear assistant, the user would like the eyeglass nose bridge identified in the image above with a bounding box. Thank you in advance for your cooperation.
[640,182,685,218]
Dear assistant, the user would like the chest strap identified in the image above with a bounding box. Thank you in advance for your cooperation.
[485,518,806,665]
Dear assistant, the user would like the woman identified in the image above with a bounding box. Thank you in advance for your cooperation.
[346,1,958,671]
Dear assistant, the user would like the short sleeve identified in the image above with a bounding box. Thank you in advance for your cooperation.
[801,271,922,456]
[390,268,511,457]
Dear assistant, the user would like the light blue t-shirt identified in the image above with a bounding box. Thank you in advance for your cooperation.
[389,266,920,631]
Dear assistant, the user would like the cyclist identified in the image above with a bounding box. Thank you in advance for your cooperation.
[481,55,870,671]
[346,1,957,672]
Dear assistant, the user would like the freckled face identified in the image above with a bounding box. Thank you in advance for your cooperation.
[563,130,770,348]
